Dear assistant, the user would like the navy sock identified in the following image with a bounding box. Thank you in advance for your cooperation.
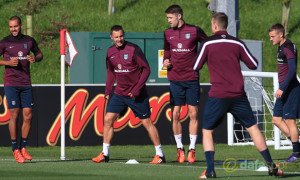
[19,138,28,149]
[11,139,18,152]
[260,148,276,168]
[205,151,215,173]
[292,142,300,154]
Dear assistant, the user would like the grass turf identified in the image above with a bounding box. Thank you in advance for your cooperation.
[0,144,299,179]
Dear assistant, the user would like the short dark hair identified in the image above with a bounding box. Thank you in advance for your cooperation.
[110,25,124,35]
[269,23,285,38]
[165,4,183,16]
[212,12,228,30]
[9,16,22,25]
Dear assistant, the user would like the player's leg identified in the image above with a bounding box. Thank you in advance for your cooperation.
[272,117,290,137]
[170,81,186,162]
[92,94,125,163]
[18,87,34,160]
[185,81,200,163]
[284,119,300,162]
[199,97,226,178]
[128,95,165,163]
[20,108,33,160]
[281,85,300,162]
[231,96,282,176]
[140,117,165,163]
[272,98,290,137]
[5,86,25,163]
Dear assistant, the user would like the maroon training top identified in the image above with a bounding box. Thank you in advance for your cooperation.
[0,34,41,87]
[277,39,299,89]
[193,31,258,98]
[163,22,207,81]
[105,41,150,98]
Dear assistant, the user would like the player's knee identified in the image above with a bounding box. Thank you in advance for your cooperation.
[272,117,281,125]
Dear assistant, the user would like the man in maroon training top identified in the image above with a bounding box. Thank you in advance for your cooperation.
[163,4,207,163]
[0,16,43,163]
[269,23,300,163]
[92,25,165,164]
[193,12,283,178]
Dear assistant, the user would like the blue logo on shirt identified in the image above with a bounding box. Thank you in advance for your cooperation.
[185,33,191,39]
[23,43,28,50]
[123,54,129,60]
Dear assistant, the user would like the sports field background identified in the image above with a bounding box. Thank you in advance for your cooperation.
[0,0,299,84]
[0,145,299,179]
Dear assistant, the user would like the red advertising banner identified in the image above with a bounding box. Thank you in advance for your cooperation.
[0,85,227,147]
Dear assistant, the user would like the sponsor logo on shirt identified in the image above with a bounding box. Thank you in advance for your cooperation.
[221,35,226,38]
[123,54,129,60]
[177,43,182,49]
[18,51,23,57]
[185,33,191,39]
[23,43,28,50]
[9,46,14,49]
[115,63,130,72]
[13,51,27,60]
[170,36,175,39]
[172,43,190,52]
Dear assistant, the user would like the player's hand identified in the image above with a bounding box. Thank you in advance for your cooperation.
[7,57,18,67]
[27,55,35,63]
[275,89,283,98]
[163,59,172,68]
[105,95,110,100]
[128,92,135,98]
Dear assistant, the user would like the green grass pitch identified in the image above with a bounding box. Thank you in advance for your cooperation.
[0,144,299,179]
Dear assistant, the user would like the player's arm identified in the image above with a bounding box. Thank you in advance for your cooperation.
[193,42,208,71]
[277,47,297,93]
[130,46,151,97]
[105,56,116,100]
[163,32,172,68]
[0,44,18,66]
[196,26,208,43]
[28,39,43,63]
[239,42,258,70]
[0,58,18,66]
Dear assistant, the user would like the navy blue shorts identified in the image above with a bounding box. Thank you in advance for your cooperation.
[170,81,200,106]
[106,94,151,119]
[4,86,34,109]
[203,96,256,130]
[273,84,300,119]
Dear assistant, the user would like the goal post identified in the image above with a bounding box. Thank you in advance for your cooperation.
[227,71,292,150]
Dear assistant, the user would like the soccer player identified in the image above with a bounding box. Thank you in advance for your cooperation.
[269,23,300,163]
[193,13,283,178]
[0,16,43,163]
[163,4,207,163]
[92,25,165,164]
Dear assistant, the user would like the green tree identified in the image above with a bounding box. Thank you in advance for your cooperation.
[282,0,292,35]
[12,0,51,36]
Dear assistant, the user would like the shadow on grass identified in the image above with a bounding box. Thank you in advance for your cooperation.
[288,19,300,37]
[120,0,138,12]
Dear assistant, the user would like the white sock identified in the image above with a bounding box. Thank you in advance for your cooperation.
[102,143,110,156]
[189,134,197,150]
[155,144,164,157]
[174,134,183,149]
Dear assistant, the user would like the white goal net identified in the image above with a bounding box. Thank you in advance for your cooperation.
[227,71,300,150]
